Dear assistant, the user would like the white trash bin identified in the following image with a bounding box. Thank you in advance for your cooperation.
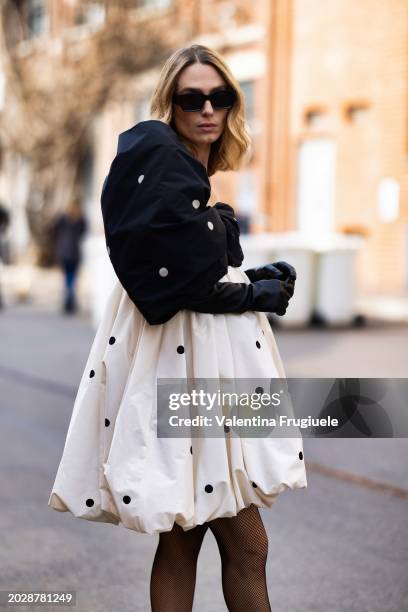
[270,246,316,327]
[240,233,315,327]
[83,234,116,329]
[314,235,364,325]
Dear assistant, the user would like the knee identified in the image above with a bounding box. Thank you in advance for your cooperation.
[228,532,269,575]
[247,532,269,568]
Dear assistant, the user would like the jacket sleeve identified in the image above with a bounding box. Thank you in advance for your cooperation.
[180,277,292,317]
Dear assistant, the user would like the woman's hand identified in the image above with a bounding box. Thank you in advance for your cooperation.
[244,261,297,283]
[181,277,294,316]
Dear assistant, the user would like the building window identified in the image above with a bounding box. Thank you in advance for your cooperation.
[136,0,173,9]
[304,106,329,129]
[377,177,400,223]
[26,0,47,37]
[239,80,254,127]
[74,2,105,28]
[343,101,370,124]
[235,170,257,234]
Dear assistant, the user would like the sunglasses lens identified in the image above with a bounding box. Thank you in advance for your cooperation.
[211,90,235,109]
[179,93,203,111]
[175,90,236,111]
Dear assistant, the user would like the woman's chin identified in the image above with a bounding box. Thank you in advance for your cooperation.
[194,132,219,144]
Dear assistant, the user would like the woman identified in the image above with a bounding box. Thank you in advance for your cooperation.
[48,44,307,611]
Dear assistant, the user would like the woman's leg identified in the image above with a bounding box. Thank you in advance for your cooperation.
[65,262,79,310]
[150,521,209,612]
[207,503,271,612]
[61,262,75,311]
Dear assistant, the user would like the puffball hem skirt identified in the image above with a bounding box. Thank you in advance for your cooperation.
[48,266,307,535]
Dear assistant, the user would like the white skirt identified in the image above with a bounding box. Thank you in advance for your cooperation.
[48,266,307,535]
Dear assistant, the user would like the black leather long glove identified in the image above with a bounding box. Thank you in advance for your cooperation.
[182,277,293,317]
[213,202,244,267]
[244,261,297,283]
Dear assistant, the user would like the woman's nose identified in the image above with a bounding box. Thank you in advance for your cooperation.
[202,99,214,113]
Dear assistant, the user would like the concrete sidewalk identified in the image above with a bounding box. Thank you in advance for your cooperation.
[0,302,407,611]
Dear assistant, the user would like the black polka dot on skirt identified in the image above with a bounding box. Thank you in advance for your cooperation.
[123,495,131,504]
[262,329,265,335]
[299,451,303,460]
[177,345,185,354]
[190,445,192,454]
[252,482,258,488]
[109,336,116,345]
[86,498,94,507]
[256,340,261,349]
[105,418,110,427]
[204,484,213,493]
[255,386,263,394]
[89,370,95,378]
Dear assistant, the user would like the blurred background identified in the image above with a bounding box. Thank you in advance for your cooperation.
[0,0,407,326]
[0,2,407,611]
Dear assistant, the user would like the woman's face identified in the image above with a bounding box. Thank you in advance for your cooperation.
[172,62,230,152]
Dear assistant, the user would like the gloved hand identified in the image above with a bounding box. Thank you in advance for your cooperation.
[250,278,293,316]
[244,261,297,283]
[182,277,293,317]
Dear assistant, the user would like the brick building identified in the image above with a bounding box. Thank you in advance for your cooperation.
[288,0,408,292]
[0,0,407,294]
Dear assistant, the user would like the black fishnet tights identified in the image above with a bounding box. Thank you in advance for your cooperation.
[150,503,271,612]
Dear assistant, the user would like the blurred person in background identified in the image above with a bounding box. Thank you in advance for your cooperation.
[0,203,10,310]
[52,198,87,314]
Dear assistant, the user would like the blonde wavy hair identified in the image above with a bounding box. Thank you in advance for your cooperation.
[150,44,252,178]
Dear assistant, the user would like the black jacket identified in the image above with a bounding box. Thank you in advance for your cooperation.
[101,120,238,324]
[101,119,291,324]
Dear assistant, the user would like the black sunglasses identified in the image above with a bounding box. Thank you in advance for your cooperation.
[172,89,236,112]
